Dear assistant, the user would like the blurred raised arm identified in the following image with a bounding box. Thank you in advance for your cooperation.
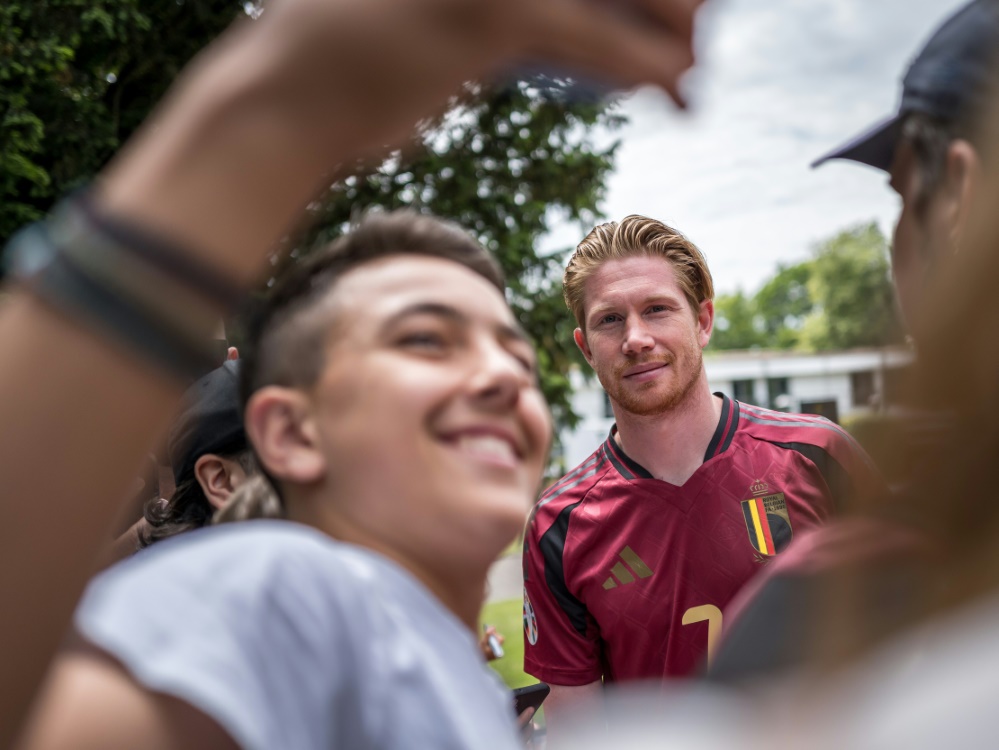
[0,0,703,742]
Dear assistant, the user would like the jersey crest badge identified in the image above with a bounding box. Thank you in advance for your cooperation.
[523,591,539,646]
[741,491,792,556]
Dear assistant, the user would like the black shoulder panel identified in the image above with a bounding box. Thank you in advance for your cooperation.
[773,440,853,511]
[538,501,590,636]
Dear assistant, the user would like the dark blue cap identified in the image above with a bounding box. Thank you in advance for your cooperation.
[168,359,246,485]
[813,0,999,172]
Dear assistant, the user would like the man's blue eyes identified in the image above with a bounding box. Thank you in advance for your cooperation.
[598,307,671,324]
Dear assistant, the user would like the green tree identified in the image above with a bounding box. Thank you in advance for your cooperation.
[1,0,246,242]
[754,261,813,349]
[799,222,903,351]
[709,289,764,351]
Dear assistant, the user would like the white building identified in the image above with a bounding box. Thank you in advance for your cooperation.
[558,346,915,470]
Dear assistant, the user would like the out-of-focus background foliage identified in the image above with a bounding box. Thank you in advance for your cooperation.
[710,222,904,353]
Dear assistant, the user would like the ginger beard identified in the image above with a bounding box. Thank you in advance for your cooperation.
[599,332,704,418]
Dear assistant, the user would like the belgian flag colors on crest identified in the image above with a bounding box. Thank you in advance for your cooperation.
[741,492,792,556]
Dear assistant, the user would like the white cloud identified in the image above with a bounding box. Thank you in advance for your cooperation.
[544,0,969,294]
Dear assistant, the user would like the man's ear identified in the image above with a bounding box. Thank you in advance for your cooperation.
[697,299,714,349]
[573,328,594,366]
[194,454,244,510]
[244,386,325,485]
[944,139,982,248]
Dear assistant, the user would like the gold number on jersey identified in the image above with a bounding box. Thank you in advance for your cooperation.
[681,604,723,667]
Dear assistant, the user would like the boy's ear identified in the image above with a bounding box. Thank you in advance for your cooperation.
[244,386,325,485]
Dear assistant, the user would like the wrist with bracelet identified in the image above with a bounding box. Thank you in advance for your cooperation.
[2,192,247,382]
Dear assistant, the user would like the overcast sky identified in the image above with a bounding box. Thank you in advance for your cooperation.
[543,0,968,295]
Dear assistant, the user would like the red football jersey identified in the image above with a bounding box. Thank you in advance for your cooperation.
[522,395,882,685]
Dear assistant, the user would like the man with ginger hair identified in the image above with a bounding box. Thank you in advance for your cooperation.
[522,214,882,735]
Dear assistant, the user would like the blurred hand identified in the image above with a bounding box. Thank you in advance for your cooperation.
[251,0,705,156]
[480,625,506,661]
[518,706,538,748]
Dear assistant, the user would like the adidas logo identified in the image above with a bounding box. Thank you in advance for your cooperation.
[602,546,654,589]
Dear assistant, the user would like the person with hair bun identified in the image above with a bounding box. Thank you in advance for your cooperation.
[139,360,265,548]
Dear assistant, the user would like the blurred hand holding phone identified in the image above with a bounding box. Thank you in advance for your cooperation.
[512,682,550,716]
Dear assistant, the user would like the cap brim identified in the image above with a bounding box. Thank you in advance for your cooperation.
[811,115,901,172]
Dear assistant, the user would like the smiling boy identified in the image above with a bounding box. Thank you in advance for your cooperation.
[18,212,551,750]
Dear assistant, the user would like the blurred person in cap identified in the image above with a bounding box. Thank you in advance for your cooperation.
[811,0,999,339]
[709,0,999,683]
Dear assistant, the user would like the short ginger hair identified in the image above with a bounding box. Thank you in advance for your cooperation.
[563,215,714,329]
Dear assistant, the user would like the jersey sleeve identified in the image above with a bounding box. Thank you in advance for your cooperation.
[75,526,354,750]
[522,500,603,686]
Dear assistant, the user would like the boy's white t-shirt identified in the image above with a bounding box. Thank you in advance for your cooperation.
[75,521,520,750]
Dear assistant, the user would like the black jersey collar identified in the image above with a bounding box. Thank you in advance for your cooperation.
[602,426,654,480]
[704,393,740,461]
[602,394,740,480]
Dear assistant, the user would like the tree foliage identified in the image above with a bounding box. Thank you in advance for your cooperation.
[710,222,904,353]
[2,2,624,428]
[1,0,245,242]
[799,222,903,351]
[755,261,812,349]
[711,289,763,351]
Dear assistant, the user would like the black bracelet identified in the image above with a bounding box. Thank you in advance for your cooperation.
[4,212,225,383]
[71,194,245,314]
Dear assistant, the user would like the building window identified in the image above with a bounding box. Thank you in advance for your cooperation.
[851,370,876,408]
[767,377,790,410]
[603,390,614,419]
[732,379,755,404]
[800,399,839,424]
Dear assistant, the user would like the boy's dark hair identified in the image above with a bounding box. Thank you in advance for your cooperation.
[241,210,505,409]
